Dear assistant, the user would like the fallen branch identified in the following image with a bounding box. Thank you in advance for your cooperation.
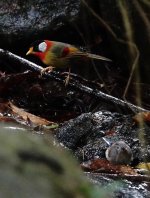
[0,48,147,113]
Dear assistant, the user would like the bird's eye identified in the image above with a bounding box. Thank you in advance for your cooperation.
[38,42,47,52]
[116,145,120,151]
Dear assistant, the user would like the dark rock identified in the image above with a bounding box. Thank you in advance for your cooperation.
[56,111,150,164]
[86,173,150,198]
[0,0,80,50]
[56,113,93,149]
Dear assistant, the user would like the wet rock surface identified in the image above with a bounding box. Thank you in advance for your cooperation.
[86,173,150,198]
[56,113,93,149]
[56,111,150,165]
[0,0,80,50]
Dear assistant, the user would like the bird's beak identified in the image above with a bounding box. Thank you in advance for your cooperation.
[26,47,33,55]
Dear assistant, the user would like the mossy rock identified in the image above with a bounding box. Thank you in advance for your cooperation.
[0,126,93,198]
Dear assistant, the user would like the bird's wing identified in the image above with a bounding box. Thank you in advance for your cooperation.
[51,41,112,62]
[50,42,78,58]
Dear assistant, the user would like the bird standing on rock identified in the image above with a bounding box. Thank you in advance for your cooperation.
[105,141,132,165]
[26,40,111,85]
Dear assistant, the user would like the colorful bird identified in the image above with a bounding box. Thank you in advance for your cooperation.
[26,40,111,85]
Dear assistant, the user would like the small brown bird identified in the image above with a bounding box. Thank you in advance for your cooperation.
[105,141,132,165]
[26,40,111,85]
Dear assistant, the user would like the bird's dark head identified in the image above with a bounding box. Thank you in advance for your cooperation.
[26,40,48,55]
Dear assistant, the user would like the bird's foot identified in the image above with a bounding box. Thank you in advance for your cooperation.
[64,74,70,86]
[40,66,54,76]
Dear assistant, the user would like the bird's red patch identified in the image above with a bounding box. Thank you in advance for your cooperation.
[34,52,45,61]
[61,47,70,57]
[45,40,53,50]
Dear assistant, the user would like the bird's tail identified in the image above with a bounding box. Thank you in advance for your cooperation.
[71,51,112,62]
[86,52,112,62]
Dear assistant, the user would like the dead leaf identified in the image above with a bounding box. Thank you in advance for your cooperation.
[0,101,10,114]
[81,159,138,175]
[9,102,54,126]
[136,162,150,170]
[0,116,16,122]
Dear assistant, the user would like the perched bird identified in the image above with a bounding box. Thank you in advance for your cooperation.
[105,141,132,165]
[26,40,111,85]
